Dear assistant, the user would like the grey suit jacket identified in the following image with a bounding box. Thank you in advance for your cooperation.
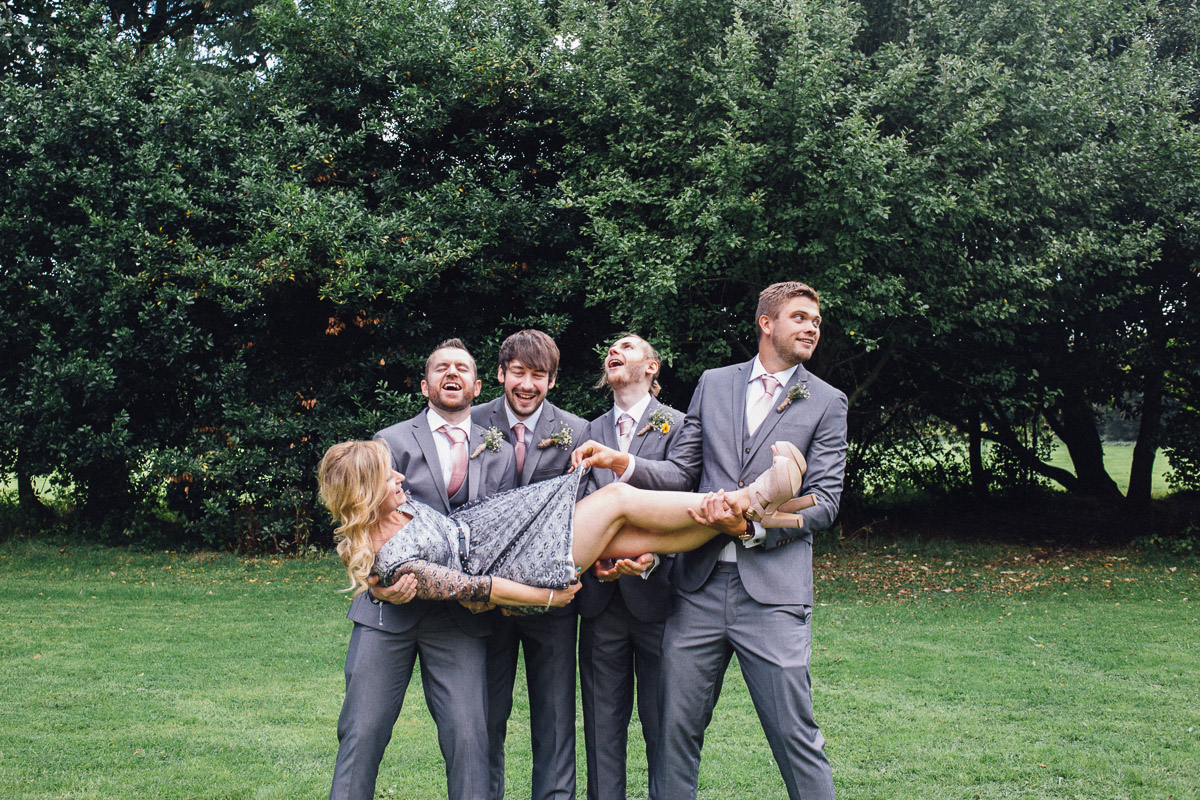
[345,409,517,636]
[577,397,680,622]
[627,359,847,606]
[472,396,587,617]
[472,396,589,487]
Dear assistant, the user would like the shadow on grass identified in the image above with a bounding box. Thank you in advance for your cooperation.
[829,488,1200,555]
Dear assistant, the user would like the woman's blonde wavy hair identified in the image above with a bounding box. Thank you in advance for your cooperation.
[317,440,394,596]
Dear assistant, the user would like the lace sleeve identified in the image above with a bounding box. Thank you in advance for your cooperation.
[395,560,492,603]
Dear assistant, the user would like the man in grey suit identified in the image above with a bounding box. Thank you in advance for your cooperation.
[471,330,589,800]
[329,338,516,800]
[573,282,846,800]
[577,334,681,800]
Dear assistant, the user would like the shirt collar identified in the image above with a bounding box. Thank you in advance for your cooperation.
[426,407,471,439]
[613,393,653,425]
[748,356,798,387]
[505,401,543,434]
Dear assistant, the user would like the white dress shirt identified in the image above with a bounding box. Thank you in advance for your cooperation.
[614,393,653,447]
[717,358,799,561]
[504,402,544,438]
[425,408,472,489]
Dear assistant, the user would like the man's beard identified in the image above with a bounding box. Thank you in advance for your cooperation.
[772,331,813,366]
[430,384,473,413]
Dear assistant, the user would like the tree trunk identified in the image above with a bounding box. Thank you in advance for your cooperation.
[1127,369,1164,510]
[14,449,51,530]
[16,454,39,513]
[80,458,135,529]
[968,408,987,498]
[980,403,1079,489]
[1046,389,1122,499]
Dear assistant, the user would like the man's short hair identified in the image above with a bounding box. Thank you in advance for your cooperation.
[498,330,559,377]
[755,282,821,332]
[425,337,477,379]
[594,333,663,397]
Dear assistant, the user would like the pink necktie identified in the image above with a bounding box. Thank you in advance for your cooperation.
[513,422,527,478]
[438,425,468,496]
[747,374,780,436]
[617,414,634,453]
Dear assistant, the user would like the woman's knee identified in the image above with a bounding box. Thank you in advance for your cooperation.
[595,481,636,506]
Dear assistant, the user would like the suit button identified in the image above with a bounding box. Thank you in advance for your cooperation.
[744,447,751,453]
[738,481,744,488]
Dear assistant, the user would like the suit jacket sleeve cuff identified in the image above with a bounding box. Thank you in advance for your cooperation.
[640,553,662,579]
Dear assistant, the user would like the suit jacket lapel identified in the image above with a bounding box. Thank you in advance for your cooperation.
[597,407,619,450]
[731,359,751,457]
[629,397,661,458]
[467,423,485,502]
[746,364,808,464]
[412,416,451,513]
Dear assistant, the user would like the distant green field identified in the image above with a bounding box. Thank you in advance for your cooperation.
[1044,441,1174,497]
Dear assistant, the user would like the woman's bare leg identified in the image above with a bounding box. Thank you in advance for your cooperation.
[570,483,749,568]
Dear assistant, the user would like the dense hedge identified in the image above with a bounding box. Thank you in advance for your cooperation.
[2,0,1198,548]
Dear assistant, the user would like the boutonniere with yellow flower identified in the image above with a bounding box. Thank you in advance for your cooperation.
[537,421,574,450]
[775,383,810,413]
[637,408,677,437]
[470,426,505,459]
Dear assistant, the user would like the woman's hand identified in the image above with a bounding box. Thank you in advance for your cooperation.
[367,573,418,604]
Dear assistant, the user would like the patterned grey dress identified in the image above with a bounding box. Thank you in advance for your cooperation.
[373,469,584,610]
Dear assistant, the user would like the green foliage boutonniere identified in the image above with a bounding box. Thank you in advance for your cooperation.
[470,426,505,459]
[775,384,810,413]
[537,421,574,450]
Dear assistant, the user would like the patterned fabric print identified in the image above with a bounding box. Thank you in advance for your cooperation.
[393,560,492,603]
[454,468,584,591]
[372,471,584,612]
[373,499,465,586]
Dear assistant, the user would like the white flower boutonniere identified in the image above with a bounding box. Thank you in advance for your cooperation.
[637,408,677,437]
[775,384,810,413]
[470,426,505,459]
[537,421,574,450]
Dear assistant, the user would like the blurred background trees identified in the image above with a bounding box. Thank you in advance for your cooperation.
[3,0,1197,548]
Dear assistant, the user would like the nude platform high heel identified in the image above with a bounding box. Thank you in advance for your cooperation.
[742,442,817,528]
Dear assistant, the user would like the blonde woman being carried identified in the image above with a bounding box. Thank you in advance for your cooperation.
[318,438,808,612]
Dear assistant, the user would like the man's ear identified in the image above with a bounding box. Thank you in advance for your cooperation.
[547,373,557,391]
[757,313,773,339]
[470,379,483,399]
[420,379,431,398]
[496,365,505,384]
[645,360,660,378]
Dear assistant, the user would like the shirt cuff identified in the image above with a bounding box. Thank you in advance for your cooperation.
[619,455,636,483]
[741,521,767,548]
[639,553,662,579]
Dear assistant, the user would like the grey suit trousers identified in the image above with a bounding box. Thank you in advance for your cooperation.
[485,611,578,800]
[655,564,835,800]
[329,605,489,800]
[579,589,666,800]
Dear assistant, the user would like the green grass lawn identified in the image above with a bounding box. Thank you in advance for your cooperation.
[1,538,1196,799]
